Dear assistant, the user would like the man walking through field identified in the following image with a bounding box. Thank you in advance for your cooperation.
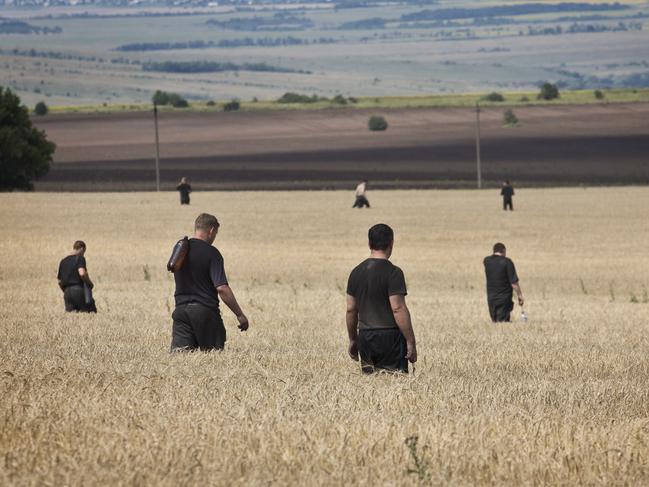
[346,224,417,373]
[483,242,524,322]
[171,213,249,351]
[176,177,192,205]
[57,240,96,313]
[501,180,514,211]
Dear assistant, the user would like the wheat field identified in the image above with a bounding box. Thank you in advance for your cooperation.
[2,187,649,486]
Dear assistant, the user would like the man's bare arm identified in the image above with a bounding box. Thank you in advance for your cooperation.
[389,294,417,363]
[512,282,524,306]
[346,294,359,361]
[216,284,249,331]
[78,267,93,289]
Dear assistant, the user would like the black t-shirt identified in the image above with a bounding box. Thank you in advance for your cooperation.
[174,238,228,309]
[346,258,407,330]
[501,186,514,199]
[176,183,191,198]
[483,254,518,303]
[57,255,86,288]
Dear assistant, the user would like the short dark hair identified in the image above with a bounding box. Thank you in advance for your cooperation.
[493,242,506,253]
[73,240,86,251]
[195,213,220,232]
[368,224,394,251]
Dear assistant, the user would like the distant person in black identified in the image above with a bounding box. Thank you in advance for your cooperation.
[57,240,96,313]
[501,180,514,211]
[346,223,417,374]
[176,177,192,205]
[171,213,249,352]
[483,242,524,322]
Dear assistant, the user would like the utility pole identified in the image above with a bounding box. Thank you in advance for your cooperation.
[153,103,161,192]
[475,102,482,189]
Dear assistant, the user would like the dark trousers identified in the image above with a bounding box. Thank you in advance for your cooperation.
[180,194,190,205]
[503,198,513,211]
[63,285,97,313]
[353,196,370,208]
[488,300,513,322]
[358,328,408,374]
[171,303,226,351]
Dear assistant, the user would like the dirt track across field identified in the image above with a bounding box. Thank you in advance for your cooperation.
[34,104,649,191]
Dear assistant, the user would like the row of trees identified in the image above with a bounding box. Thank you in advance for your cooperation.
[142,61,308,74]
[482,83,561,102]
[277,92,358,104]
[400,3,628,22]
[116,36,336,51]
[0,20,62,35]
[206,14,313,31]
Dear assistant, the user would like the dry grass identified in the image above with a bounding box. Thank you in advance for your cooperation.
[1,187,649,485]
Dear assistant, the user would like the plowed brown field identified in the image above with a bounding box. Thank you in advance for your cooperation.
[34,104,649,191]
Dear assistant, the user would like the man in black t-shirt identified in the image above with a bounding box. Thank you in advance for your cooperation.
[176,177,192,205]
[170,213,250,352]
[346,224,417,374]
[483,242,524,322]
[57,240,96,313]
[501,180,514,211]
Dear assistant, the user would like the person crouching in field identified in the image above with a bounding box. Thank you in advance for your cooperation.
[483,242,524,322]
[176,177,192,205]
[57,240,96,313]
[346,224,417,373]
[352,179,370,208]
[171,213,249,352]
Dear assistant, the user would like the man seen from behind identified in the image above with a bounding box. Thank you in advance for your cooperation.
[176,177,192,205]
[483,242,524,322]
[57,240,96,313]
[501,180,514,211]
[346,224,417,373]
[171,213,249,351]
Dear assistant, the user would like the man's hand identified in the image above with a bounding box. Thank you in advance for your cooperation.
[217,284,248,331]
[518,295,524,306]
[348,340,359,361]
[237,314,249,331]
[406,342,417,363]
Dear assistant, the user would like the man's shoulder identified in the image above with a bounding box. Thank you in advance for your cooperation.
[187,240,219,266]
[484,255,509,266]
[212,247,224,261]
[350,259,369,274]
[190,239,221,255]
[61,254,77,264]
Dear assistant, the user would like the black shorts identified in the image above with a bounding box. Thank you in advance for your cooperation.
[358,328,408,374]
[488,300,513,322]
[63,285,97,313]
[171,303,226,352]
